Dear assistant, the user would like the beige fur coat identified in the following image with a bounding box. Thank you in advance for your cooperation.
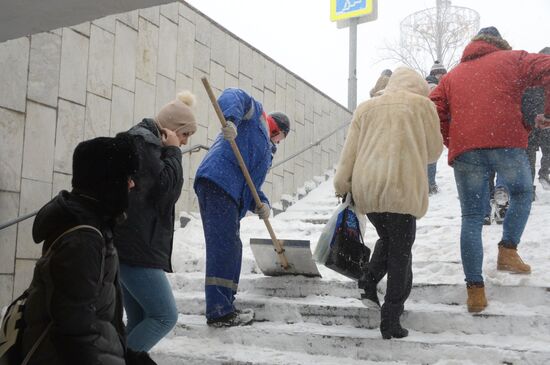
[334,67,443,219]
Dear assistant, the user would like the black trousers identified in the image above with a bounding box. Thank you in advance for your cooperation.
[527,129,550,181]
[365,212,416,323]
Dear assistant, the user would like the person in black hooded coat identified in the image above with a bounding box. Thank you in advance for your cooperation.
[113,91,197,351]
[19,134,155,365]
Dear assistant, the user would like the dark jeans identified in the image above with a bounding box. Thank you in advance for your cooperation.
[527,129,550,181]
[364,213,416,323]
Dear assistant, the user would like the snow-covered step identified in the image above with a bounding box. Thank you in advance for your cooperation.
[151,336,410,365]
[173,291,550,336]
[169,315,550,365]
[168,272,550,306]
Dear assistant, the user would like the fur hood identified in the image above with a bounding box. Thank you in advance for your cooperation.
[384,67,430,97]
[461,35,512,63]
[334,67,443,218]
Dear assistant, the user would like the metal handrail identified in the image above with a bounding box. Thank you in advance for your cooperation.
[0,211,39,231]
[271,121,350,170]
[0,122,350,231]
[180,143,210,154]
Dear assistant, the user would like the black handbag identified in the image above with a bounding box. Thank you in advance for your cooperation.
[325,207,370,280]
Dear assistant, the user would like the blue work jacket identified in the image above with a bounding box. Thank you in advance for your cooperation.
[195,88,272,219]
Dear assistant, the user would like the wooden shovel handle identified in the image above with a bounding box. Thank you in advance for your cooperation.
[201,77,289,269]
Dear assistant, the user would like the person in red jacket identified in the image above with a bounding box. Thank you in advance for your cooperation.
[430,26,550,313]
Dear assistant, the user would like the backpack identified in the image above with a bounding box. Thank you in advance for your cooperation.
[0,225,103,365]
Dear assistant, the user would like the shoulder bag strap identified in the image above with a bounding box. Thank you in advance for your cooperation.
[44,225,103,257]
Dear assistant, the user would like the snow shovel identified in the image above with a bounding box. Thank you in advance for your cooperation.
[201,77,321,277]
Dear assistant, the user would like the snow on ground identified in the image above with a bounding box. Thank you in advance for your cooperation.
[164,148,550,363]
[173,149,550,287]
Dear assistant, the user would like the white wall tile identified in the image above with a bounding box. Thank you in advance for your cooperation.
[157,16,178,80]
[87,25,115,99]
[84,93,111,139]
[134,79,156,121]
[0,38,30,112]
[0,192,19,273]
[28,32,61,107]
[0,108,25,191]
[22,102,56,183]
[113,21,138,92]
[16,179,52,260]
[136,17,159,85]
[54,99,85,174]
[176,16,195,77]
[59,29,89,105]
[110,86,135,135]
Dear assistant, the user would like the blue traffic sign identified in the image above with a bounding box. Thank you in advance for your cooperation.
[331,0,373,21]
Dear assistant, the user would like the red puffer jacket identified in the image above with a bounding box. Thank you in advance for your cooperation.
[430,40,550,164]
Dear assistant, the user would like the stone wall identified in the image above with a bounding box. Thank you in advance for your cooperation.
[0,1,351,306]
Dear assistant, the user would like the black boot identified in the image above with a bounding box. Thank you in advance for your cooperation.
[361,287,381,308]
[358,272,380,308]
[380,319,409,340]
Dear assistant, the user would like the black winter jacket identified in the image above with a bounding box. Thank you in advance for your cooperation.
[114,119,184,272]
[22,191,126,365]
[522,87,544,128]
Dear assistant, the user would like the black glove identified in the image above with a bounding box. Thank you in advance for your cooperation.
[126,349,158,365]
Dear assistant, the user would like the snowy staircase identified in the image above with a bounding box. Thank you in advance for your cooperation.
[152,166,550,364]
[152,274,550,364]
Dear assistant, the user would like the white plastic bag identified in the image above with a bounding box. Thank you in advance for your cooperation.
[313,194,367,264]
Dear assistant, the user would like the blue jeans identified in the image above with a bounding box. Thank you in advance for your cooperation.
[195,178,243,320]
[453,149,532,284]
[120,264,178,351]
[428,162,437,186]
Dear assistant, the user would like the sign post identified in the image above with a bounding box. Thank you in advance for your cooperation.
[330,0,378,110]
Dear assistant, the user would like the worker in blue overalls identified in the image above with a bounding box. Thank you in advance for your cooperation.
[194,88,290,327]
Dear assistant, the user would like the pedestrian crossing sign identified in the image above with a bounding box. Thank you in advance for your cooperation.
[330,0,373,22]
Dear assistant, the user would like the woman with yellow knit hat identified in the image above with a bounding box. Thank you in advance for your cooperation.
[114,91,197,351]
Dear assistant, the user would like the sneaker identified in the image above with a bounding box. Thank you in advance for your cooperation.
[539,175,550,190]
[483,215,492,225]
[493,187,509,206]
[207,308,255,328]
[494,204,507,225]
[428,184,439,195]
[490,198,508,225]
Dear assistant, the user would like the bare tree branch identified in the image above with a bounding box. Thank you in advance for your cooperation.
[378,2,479,75]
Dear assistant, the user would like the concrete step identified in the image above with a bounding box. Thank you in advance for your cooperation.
[167,314,550,365]
[151,336,408,365]
[173,291,550,336]
[168,272,550,307]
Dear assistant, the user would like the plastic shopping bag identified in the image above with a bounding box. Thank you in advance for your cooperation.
[325,205,370,280]
[313,194,366,264]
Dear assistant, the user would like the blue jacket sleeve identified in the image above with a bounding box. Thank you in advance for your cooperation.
[217,88,255,128]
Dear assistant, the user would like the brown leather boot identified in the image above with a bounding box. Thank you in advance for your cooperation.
[466,283,488,313]
[497,244,531,274]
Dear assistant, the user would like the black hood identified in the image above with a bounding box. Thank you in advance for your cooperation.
[32,191,106,249]
[129,118,162,146]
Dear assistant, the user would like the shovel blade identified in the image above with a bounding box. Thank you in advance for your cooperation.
[250,238,321,277]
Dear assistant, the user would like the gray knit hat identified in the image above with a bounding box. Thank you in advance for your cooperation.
[430,61,447,75]
[472,26,511,50]
[476,26,502,38]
